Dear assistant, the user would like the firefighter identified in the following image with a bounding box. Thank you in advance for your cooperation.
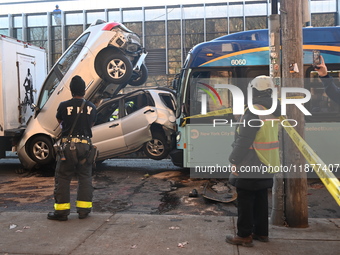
[48,75,97,221]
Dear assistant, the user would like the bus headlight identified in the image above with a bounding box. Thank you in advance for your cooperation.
[176,131,181,142]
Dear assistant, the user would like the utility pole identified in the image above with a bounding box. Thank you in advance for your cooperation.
[280,0,308,228]
[269,0,285,226]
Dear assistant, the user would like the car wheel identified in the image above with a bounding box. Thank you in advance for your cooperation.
[143,132,170,160]
[100,53,133,84]
[129,64,148,86]
[28,136,55,165]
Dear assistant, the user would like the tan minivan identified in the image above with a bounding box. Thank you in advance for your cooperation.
[17,19,157,170]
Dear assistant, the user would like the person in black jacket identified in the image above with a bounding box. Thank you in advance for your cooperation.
[226,76,281,247]
[315,56,340,105]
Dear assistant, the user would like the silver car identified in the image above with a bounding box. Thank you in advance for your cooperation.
[17,88,176,169]
[16,19,156,170]
[92,88,176,162]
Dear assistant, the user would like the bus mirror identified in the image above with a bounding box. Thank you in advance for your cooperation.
[172,73,180,90]
[172,79,178,90]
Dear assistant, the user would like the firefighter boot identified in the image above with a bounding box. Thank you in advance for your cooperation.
[47,212,68,221]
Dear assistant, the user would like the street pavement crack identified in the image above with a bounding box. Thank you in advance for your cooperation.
[68,213,118,255]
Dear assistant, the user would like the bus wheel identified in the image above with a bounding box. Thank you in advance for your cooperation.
[143,132,170,160]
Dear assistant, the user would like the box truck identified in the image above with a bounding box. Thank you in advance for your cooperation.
[0,34,47,159]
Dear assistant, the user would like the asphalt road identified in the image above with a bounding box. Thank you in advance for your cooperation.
[0,157,339,218]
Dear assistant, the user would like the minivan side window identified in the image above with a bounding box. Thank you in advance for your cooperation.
[124,93,150,116]
[95,102,120,125]
[159,93,176,111]
[57,32,90,75]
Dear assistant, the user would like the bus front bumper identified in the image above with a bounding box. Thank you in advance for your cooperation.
[169,149,183,168]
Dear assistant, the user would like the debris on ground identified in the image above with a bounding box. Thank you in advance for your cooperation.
[9,224,17,230]
[177,241,189,248]
[211,182,230,193]
[169,226,180,230]
[188,189,198,197]
[202,181,237,203]
[131,244,137,249]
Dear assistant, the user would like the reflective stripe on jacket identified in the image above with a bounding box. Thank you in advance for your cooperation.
[251,104,280,170]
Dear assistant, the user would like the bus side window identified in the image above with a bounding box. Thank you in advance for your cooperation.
[328,70,340,112]
[308,70,340,115]
[310,86,329,113]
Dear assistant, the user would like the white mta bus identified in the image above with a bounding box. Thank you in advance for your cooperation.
[170,27,340,175]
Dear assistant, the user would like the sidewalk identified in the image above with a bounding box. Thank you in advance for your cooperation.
[0,212,339,255]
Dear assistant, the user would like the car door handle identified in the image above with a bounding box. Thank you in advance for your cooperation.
[57,87,64,95]
[109,123,119,128]
[144,109,155,114]
[80,53,88,62]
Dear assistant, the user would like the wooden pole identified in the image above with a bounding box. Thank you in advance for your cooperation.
[269,8,285,226]
[281,0,309,228]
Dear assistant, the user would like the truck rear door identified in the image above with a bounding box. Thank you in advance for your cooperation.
[17,53,37,125]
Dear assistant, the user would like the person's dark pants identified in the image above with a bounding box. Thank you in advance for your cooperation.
[236,188,269,237]
[53,143,93,216]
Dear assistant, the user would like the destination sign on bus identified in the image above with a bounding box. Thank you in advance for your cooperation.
[201,84,312,116]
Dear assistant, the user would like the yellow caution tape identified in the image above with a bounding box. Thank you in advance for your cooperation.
[181,107,233,127]
[278,96,305,100]
[279,116,340,206]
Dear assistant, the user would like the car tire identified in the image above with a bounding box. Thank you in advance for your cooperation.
[28,136,54,165]
[143,132,170,160]
[129,64,148,86]
[100,53,133,84]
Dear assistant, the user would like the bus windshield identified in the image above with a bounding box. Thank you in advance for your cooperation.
[187,70,235,118]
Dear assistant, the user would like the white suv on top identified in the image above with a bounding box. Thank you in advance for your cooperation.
[17,19,150,170]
